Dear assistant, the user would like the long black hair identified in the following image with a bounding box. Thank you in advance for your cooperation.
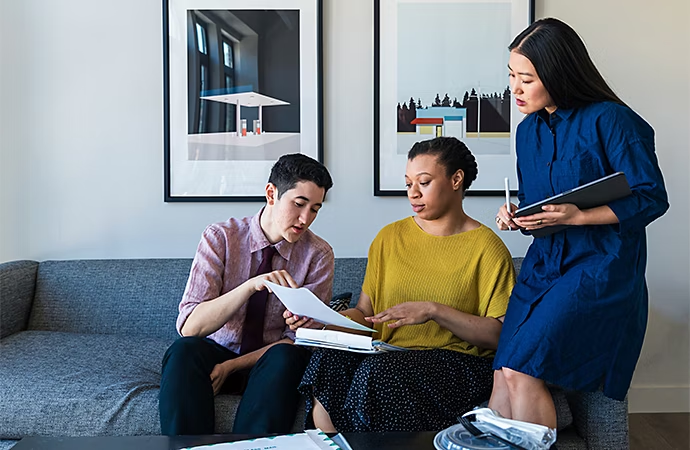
[510,18,625,109]
[408,137,478,192]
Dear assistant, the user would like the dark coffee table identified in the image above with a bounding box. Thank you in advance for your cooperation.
[12,431,439,449]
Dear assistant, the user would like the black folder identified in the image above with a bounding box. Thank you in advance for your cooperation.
[515,172,631,237]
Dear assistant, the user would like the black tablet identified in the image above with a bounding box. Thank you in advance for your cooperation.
[515,172,631,237]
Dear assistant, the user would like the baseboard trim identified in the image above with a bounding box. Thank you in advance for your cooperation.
[628,386,690,413]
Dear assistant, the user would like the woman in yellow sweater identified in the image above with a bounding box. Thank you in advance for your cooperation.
[295,136,516,432]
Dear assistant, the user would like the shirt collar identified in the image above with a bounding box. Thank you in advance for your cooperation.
[248,207,293,261]
[536,107,575,123]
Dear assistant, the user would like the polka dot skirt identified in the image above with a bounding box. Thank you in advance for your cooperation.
[298,348,494,432]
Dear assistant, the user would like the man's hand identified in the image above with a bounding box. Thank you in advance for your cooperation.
[283,309,323,331]
[365,302,436,328]
[210,360,237,395]
[249,269,298,293]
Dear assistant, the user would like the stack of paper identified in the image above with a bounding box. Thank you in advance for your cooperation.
[264,281,376,332]
[295,328,407,354]
[182,429,345,450]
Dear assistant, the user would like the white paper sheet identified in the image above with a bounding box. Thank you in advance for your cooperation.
[182,429,339,450]
[264,281,376,332]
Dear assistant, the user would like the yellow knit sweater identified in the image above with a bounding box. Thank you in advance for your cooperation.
[362,217,515,357]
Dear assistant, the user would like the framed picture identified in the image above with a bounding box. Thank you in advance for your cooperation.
[374,0,534,196]
[163,0,323,202]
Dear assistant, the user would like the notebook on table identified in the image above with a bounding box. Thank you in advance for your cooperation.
[515,172,631,238]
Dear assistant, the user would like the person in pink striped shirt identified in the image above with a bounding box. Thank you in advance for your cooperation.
[159,154,334,435]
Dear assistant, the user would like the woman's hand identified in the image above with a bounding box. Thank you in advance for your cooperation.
[283,309,321,331]
[210,360,236,395]
[365,302,436,328]
[495,202,519,231]
[249,270,298,293]
[512,203,583,230]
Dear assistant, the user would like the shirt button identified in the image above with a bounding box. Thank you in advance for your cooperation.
[546,162,551,166]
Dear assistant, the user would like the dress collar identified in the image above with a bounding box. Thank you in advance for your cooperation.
[536,107,575,124]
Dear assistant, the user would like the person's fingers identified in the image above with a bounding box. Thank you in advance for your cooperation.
[294,317,309,327]
[282,271,298,289]
[287,315,300,325]
[266,271,288,286]
[266,270,298,288]
[283,309,293,319]
[210,372,219,394]
[366,312,390,322]
[369,309,407,323]
[388,319,405,328]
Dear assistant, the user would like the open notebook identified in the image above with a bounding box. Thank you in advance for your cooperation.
[295,328,407,354]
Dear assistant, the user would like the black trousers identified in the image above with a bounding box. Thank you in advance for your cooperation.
[159,336,312,435]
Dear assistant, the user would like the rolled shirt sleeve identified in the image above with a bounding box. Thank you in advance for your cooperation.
[600,107,669,233]
[176,225,227,336]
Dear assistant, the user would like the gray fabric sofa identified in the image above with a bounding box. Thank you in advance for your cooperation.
[0,258,629,449]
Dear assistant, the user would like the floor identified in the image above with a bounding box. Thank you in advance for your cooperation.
[629,413,689,450]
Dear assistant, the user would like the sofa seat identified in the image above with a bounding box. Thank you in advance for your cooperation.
[0,331,170,438]
[0,330,306,440]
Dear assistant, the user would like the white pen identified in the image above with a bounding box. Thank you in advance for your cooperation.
[504,177,511,231]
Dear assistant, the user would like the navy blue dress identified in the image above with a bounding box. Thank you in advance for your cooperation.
[493,102,669,400]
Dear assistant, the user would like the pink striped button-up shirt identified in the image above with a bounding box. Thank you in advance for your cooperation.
[176,208,334,353]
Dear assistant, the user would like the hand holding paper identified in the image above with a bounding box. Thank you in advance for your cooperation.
[264,281,376,332]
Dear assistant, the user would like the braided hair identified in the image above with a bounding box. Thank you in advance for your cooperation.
[407,137,478,192]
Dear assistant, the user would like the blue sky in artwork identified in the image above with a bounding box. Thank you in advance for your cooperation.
[397,2,512,104]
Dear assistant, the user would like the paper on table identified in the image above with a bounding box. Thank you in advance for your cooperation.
[264,281,376,332]
[182,429,341,450]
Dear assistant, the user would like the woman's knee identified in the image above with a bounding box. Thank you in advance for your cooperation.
[501,367,545,391]
[493,369,507,388]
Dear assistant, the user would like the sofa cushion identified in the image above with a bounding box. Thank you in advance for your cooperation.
[0,330,304,439]
[0,261,38,340]
[329,292,353,312]
[28,259,192,340]
[0,331,171,438]
[551,387,574,431]
[332,258,367,305]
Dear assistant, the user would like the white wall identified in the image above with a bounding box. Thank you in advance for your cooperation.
[0,0,687,412]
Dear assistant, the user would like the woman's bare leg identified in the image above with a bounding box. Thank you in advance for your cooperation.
[502,368,556,428]
[488,369,513,418]
[312,398,336,432]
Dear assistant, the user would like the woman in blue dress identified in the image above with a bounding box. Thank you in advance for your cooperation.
[490,18,669,428]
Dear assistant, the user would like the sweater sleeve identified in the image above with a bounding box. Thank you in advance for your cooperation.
[479,235,516,319]
[361,229,384,309]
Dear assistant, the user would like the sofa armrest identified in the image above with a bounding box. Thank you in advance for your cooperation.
[566,390,629,449]
[0,260,39,339]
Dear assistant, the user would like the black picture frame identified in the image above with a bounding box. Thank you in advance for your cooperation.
[374,0,535,196]
[163,0,323,202]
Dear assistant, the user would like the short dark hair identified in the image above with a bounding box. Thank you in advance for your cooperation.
[509,18,625,109]
[268,153,333,198]
[407,137,477,191]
